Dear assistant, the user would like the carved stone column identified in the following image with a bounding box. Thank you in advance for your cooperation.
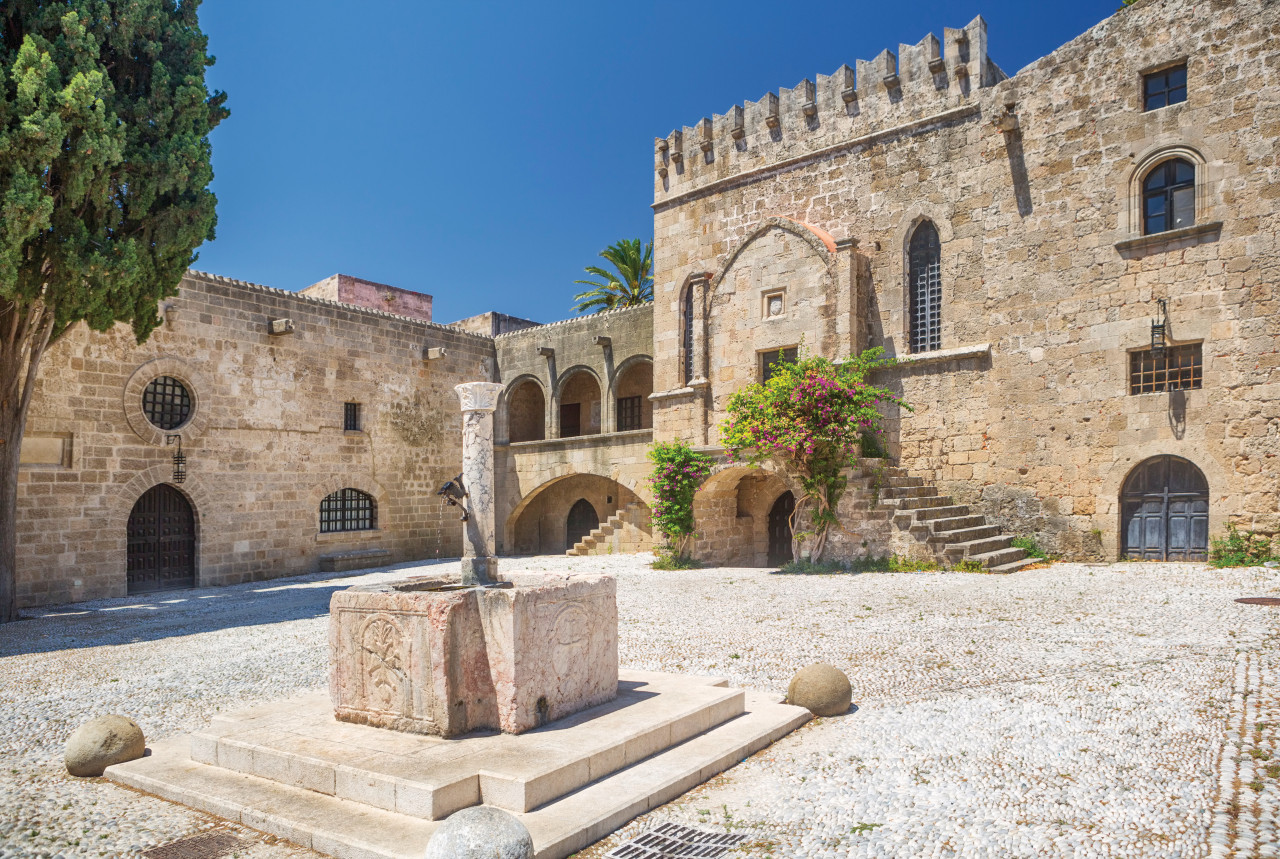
[455,382,506,585]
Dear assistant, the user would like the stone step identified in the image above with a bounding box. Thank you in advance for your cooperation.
[944,535,1012,559]
[193,674,746,820]
[108,681,810,859]
[911,504,971,522]
[929,525,1002,545]
[924,515,987,533]
[882,485,938,500]
[884,495,954,512]
[989,556,1040,574]
[885,475,923,488]
[971,546,1028,568]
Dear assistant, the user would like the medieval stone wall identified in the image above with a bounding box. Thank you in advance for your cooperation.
[16,272,493,607]
[651,0,1280,558]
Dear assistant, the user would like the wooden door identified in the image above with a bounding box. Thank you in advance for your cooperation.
[127,484,196,594]
[560,403,581,438]
[767,491,795,567]
[1121,456,1209,561]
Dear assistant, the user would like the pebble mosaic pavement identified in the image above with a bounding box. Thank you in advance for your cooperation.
[0,555,1276,858]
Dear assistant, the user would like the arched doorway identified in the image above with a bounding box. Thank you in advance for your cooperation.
[1121,456,1209,561]
[566,499,600,551]
[127,484,196,594]
[558,370,601,438]
[767,491,795,567]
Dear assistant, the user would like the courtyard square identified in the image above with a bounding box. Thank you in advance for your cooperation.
[1,555,1276,858]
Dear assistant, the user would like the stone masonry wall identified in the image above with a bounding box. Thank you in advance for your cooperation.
[652,0,1280,559]
[16,272,494,607]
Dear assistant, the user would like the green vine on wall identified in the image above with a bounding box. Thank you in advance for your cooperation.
[719,349,910,562]
[647,441,714,560]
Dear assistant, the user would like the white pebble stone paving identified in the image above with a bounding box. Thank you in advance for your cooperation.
[1,555,1276,858]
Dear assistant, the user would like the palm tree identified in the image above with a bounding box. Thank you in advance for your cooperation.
[572,239,654,314]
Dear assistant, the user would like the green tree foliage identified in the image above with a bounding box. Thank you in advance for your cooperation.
[647,440,713,561]
[0,1,226,621]
[719,349,909,561]
[572,238,654,314]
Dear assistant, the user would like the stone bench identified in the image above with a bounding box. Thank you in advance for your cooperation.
[318,548,392,573]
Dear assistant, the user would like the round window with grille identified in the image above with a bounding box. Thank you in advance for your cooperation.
[141,376,192,430]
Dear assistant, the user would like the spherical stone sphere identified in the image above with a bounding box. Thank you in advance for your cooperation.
[65,715,146,777]
[424,806,534,859]
[787,663,852,717]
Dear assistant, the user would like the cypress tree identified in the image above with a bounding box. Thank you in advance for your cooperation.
[0,0,226,621]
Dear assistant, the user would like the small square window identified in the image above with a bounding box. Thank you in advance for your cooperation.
[344,402,361,432]
[1143,64,1187,111]
[1129,343,1202,394]
[760,347,798,384]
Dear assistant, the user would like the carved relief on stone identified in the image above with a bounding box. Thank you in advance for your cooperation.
[763,290,785,318]
[359,612,407,714]
[549,599,591,682]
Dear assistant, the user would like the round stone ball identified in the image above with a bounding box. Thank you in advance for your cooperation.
[424,806,534,859]
[64,715,146,777]
[787,663,852,716]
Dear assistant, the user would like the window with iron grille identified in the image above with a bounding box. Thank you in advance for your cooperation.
[908,221,942,353]
[142,376,192,430]
[344,402,361,432]
[1142,158,1195,235]
[1143,64,1187,111]
[681,289,694,384]
[760,347,798,384]
[320,488,376,533]
[617,396,642,432]
[1129,343,1202,394]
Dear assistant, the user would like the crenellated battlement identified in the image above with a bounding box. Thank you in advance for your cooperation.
[653,16,1006,207]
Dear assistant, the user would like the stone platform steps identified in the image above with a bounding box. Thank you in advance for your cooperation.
[107,670,810,859]
[567,502,651,557]
[860,461,1037,574]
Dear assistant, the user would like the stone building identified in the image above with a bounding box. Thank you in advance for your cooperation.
[13,0,1279,607]
[649,0,1278,566]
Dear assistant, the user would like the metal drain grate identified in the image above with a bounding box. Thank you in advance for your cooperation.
[1236,597,1280,606]
[605,821,749,858]
[141,831,246,859]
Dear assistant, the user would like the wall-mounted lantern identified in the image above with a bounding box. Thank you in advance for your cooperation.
[165,434,186,484]
[1151,298,1169,360]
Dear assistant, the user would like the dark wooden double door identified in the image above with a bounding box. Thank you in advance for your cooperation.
[127,484,196,594]
[1121,456,1209,561]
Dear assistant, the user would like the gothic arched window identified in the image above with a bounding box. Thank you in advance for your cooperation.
[908,221,942,353]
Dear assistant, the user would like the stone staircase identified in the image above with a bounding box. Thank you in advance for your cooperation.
[567,502,651,556]
[869,462,1037,574]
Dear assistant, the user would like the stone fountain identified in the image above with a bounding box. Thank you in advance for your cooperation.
[105,381,810,859]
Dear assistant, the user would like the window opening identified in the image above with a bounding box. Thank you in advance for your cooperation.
[320,488,376,533]
[142,376,192,430]
[760,347,798,384]
[344,402,361,432]
[617,395,643,432]
[1129,343,1202,394]
[908,222,942,353]
[681,289,694,384]
[1144,64,1187,111]
[1142,158,1195,235]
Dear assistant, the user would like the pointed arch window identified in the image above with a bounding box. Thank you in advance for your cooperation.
[908,221,942,353]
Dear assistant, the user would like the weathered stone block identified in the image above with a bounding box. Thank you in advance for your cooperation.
[330,572,617,737]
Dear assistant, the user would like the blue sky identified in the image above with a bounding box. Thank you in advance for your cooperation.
[197,1,1121,325]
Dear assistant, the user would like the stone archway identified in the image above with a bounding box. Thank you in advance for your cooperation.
[506,473,643,555]
[1120,455,1209,561]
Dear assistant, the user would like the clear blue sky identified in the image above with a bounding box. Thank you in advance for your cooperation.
[196,1,1121,325]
